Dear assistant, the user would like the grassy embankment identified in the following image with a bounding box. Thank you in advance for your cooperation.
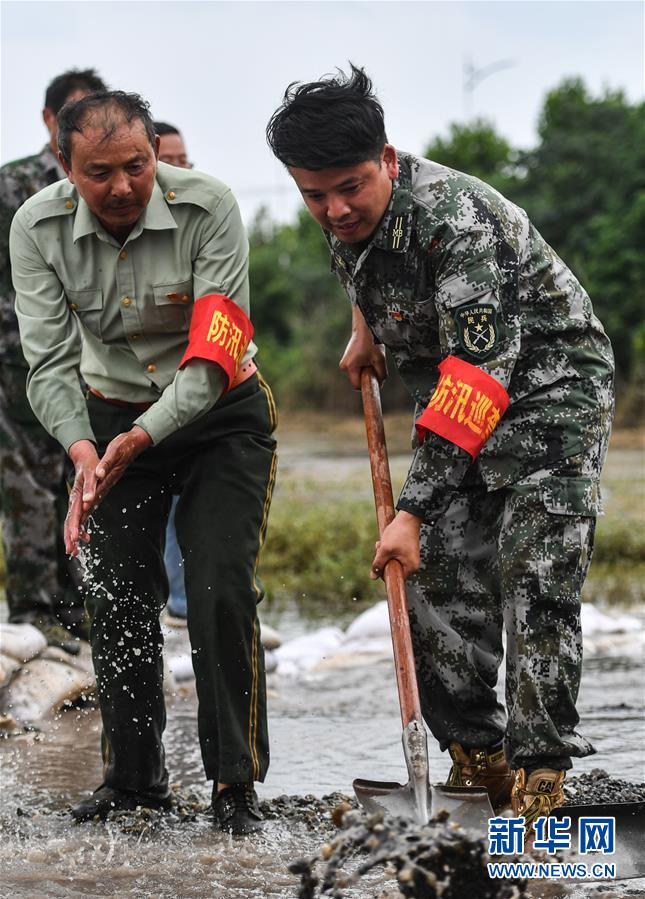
[0,417,642,617]
[259,414,645,617]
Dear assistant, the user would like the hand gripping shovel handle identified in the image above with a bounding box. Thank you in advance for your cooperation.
[360,368,423,730]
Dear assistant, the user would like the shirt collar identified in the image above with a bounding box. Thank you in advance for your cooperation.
[371,155,414,254]
[73,177,177,244]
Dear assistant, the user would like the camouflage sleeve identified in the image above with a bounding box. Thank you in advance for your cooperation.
[9,211,94,451]
[397,227,520,521]
[0,167,28,360]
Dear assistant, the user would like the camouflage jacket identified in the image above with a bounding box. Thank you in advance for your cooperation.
[0,145,65,365]
[327,152,614,521]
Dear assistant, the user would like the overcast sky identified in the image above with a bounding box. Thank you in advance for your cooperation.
[2,0,643,225]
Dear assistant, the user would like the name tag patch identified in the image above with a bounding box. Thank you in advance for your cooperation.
[455,303,499,359]
[388,304,407,323]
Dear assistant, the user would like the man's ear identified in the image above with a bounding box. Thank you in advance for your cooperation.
[59,151,73,183]
[383,144,398,180]
[42,107,56,136]
[154,134,160,160]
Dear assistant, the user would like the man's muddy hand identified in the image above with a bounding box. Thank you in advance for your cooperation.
[65,440,100,555]
[65,427,152,555]
[92,426,152,510]
[370,510,422,580]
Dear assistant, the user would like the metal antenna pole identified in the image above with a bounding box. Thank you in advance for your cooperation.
[463,56,516,120]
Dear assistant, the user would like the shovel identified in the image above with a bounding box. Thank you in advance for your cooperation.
[355,369,645,879]
[353,367,495,831]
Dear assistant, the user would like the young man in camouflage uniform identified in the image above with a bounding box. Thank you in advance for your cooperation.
[0,68,106,652]
[267,66,614,837]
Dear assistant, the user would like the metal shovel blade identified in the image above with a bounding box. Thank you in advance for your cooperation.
[353,719,495,831]
[353,777,494,832]
[551,801,645,881]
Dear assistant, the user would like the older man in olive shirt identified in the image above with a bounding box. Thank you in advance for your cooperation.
[10,91,277,834]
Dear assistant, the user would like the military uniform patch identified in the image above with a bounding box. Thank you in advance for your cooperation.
[455,304,499,359]
[385,213,411,252]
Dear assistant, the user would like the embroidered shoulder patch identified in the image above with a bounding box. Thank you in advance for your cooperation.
[455,304,499,359]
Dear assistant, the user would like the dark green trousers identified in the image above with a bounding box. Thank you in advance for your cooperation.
[81,374,277,796]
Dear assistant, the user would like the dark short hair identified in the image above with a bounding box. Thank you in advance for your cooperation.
[266,63,387,170]
[57,90,157,166]
[44,68,107,115]
[154,121,181,137]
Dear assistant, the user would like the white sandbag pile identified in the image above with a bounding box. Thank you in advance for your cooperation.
[0,623,94,728]
[271,600,645,675]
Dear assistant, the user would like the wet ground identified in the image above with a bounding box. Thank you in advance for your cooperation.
[1,433,643,897]
[1,604,643,899]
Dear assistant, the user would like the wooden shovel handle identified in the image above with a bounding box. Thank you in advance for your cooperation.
[360,367,424,729]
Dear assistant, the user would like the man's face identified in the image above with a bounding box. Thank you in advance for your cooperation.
[158,132,191,168]
[62,117,159,238]
[289,144,398,244]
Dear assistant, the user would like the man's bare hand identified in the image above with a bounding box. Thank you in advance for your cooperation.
[66,440,100,555]
[339,304,387,389]
[65,427,152,556]
[370,510,422,580]
[93,425,152,508]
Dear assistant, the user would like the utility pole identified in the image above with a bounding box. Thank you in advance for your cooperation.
[463,56,516,120]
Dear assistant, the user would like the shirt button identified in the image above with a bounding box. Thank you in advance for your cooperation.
[119,250,128,260]
[147,363,157,373]
[68,302,78,311]
[65,200,74,209]
[180,294,190,304]
[122,296,133,307]
[130,333,140,341]
[167,190,176,200]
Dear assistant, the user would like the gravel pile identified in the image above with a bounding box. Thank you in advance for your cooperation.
[563,768,645,806]
[260,792,355,832]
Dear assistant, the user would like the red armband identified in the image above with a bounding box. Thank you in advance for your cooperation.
[415,355,510,458]
[179,294,253,389]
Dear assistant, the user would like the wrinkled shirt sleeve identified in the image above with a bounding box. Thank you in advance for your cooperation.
[397,227,520,522]
[133,193,249,444]
[10,212,94,451]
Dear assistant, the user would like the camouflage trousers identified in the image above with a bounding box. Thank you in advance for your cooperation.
[0,362,81,623]
[407,441,607,771]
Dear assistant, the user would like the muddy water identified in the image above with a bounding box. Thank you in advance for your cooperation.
[1,608,644,898]
[1,440,644,898]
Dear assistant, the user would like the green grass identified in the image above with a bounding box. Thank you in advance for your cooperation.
[1,428,642,610]
[259,436,645,608]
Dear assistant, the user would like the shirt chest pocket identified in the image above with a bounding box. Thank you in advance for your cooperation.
[378,294,439,351]
[65,287,103,338]
[149,280,193,333]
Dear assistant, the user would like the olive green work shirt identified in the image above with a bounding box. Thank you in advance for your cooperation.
[9,162,256,451]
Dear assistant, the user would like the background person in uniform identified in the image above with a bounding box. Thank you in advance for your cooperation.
[155,121,193,169]
[10,91,277,834]
[266,65,614,840]
[153,120,193,625]
[0,68,107,653]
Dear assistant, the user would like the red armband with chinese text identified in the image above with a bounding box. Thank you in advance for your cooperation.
[179,294,253,389]
[415,355,510,458]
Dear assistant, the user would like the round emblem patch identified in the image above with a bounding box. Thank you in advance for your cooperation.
[455,303,499,359]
